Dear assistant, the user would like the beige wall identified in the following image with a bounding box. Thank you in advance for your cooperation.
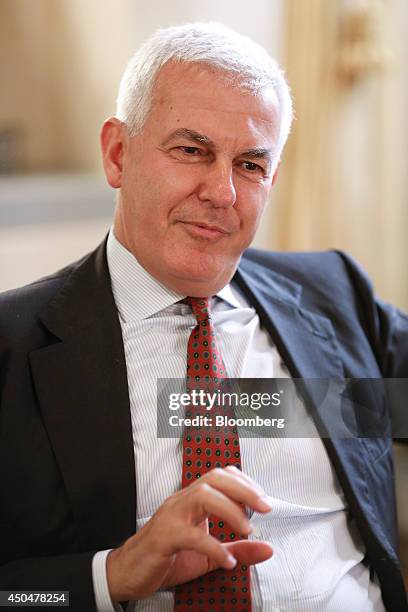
[1,0,61,171]
[0,0,138,171]
[0,0,136,171]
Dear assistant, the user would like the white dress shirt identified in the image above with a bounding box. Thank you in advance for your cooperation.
[92,229,385,611]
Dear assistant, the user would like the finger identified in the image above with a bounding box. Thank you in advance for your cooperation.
[224,466,274,513]
[176,526,237,570]
[199,468,273,514]
[187,482,252,536]
[224,466,274,514]
[197,517,209,533]
[224,465,265,494]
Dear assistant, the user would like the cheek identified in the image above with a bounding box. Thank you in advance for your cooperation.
[121,172,199,244]
[140,158,200,211]
[236,188,268,229]
[158,159,202,199]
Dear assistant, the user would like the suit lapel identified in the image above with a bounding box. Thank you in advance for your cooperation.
[234,259,365,439]
[234,261,364,445]
[236,267,353,437]
[234,259,344,389]
[29,240,136,550]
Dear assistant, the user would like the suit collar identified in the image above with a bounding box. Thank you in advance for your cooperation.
[234,256,342,381]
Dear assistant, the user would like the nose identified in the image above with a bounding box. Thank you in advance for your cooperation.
[197,160,236,208]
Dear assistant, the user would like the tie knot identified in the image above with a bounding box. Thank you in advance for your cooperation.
[186,297,212,324]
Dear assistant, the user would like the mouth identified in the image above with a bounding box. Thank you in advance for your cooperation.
[178,221,230,240]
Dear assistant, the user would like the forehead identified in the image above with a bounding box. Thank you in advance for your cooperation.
[147,62,280,148]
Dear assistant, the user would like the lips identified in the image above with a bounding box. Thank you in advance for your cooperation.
[178,220,231,240]
[184,221,229,234]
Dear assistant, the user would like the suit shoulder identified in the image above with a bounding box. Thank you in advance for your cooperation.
[242,247,363,282]
[0,255,87,340]
[242,246,337,266]
[240,247,377,311]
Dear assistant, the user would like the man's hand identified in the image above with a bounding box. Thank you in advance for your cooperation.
[106,466,273,602]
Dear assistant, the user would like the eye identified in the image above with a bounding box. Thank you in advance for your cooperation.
[178,146,203,156]
[241,161,263,172]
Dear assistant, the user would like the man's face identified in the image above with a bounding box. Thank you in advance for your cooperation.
[105,62,280,296]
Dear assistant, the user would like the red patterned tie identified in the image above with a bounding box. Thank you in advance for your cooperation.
[174,297,252,612]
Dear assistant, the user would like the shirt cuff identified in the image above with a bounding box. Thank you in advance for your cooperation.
[92,549,123,612]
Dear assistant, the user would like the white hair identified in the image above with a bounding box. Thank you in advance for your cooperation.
[116,22,293,166]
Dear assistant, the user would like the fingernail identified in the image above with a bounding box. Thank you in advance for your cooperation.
[226,554,237,568]
[260,495,273,510]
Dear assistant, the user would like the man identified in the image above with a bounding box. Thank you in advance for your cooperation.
[0,22,407,612]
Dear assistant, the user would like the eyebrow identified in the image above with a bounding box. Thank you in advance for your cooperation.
[240,147,273,164]
[162,128,215,147]
[162,128,273,164]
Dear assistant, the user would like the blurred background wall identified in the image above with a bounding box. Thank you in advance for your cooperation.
[0,0,407,582]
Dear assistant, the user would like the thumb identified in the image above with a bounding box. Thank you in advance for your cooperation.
[207,540,273,573]
[224,540,273,565]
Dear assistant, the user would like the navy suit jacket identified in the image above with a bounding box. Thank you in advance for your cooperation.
[0,238,407,610]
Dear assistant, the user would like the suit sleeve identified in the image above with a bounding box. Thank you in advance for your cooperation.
[0,552,97,611]
[374,297,408,379]
[335,250,408,441]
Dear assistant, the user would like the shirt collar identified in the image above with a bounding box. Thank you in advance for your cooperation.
[106,228,240,322]
[216,283,244,309]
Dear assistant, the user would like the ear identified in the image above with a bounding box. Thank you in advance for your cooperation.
[272,159,281,186]
[100,118,126,189]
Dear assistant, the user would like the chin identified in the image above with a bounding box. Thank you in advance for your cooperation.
[165,252,236,294]
[173,252,224,278]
